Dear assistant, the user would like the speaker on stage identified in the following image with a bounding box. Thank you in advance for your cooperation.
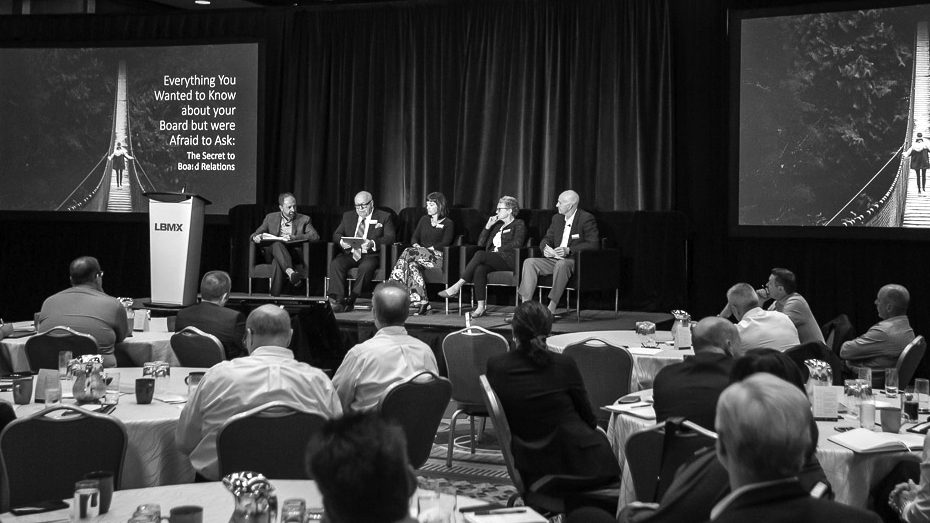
[144,192,211,307]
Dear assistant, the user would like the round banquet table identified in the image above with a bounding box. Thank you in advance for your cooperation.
[0,480,490,523]
[2,366,207,489]
[545,330,689,391]
[606,388,921,510]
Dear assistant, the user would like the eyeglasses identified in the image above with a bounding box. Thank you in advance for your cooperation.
[496,207,509,211]
[354,200,372,209]
[97,271,104,278]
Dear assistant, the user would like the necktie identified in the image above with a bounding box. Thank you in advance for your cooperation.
[352,218,366,261]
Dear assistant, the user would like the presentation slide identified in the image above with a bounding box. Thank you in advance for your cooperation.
[0,43,258,215]
[735,5,930,229]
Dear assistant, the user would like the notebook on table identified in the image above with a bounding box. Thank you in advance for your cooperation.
[828,428,924,453]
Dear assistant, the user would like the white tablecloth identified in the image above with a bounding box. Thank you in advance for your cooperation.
[3,366,205,489]
[546,330,689,391]
[1,329,179,373]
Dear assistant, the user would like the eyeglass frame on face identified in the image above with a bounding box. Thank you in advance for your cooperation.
[354,200,372,209]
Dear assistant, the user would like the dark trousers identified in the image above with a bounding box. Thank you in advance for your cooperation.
[328,252,380,299]
[918,168,927,191]
[461,250,511,300]
[262,242,302,296]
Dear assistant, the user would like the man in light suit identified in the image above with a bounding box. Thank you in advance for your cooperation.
[518,190,599,315]
[327,191,396,312]
[251,192,320,296]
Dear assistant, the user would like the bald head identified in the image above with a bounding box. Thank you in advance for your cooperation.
[373,281,410,328]
[354,191,373,218]
[692,316,740,355]
[245,304,292,351]
[726,283,760,320]
[877,284,910,319]
[556,190,580,216]
[69,256,102,288]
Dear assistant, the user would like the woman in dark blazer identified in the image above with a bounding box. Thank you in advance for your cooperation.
[438,196,525,317]
[486,301,620,488]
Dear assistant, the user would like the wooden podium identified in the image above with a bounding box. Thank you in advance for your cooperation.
[144,192,211,307]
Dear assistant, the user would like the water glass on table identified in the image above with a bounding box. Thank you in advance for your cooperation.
[904,386,919,422]
[73,479,101,519]
[281,498,306,523]
[104,371,120,405]
[417,482,456,523]
[841,379,861,427]
[58,350,72,381]
[858,368,873,396]
[45,381,61,406]
[917,378,930,414]
[885,368,899,398]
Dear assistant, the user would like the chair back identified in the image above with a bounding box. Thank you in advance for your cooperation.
[442,327,509,409]
[897,335,927,387]
[563,339,633,427]
[0,405,127,511]
[379,371,452,469]
[478,374,526,494]
[820,314,856,353]
[25,326,98,372]
[170,326,226,367]
[784,341,844,385]
[216,401,327,479]
[624,418,716,503]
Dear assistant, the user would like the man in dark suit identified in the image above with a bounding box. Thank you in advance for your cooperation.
[175,271,246,360]
[711,373,879,522]
[251,192,320,296]
[327,191,396,312]
[518,190,599,315]
[652,316,737,430]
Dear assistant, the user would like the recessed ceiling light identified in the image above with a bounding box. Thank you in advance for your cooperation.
[194,0,211,5]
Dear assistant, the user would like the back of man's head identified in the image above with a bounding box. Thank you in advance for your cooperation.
[245,304,292,350]
[770,268,797,295]
[69,256,101,286]
[881,284,910,317]
[715,373,811,484]
[692,316,739,355]
[726,283,760,317]
[307,412,415,523]
[200,270,231,302]
[373,281,410,328]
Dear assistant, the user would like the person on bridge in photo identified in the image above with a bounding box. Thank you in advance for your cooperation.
[904,133,929,194]
[108,142,134,188]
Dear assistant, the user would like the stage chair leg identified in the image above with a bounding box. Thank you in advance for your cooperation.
[248,278,253,295]
[477,416,487,443]
[469,415,476,454]
[615,289,619,315]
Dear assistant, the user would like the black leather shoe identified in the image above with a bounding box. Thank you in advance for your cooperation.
[329,298,345,313]
[343,295,357,313]
[288,270,302,286]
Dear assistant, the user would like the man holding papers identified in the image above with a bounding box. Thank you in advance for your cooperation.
[251,192,319,296]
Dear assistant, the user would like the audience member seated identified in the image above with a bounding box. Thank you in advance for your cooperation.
[251,192,320,296]
[176,304,342,481]
[486,301,620,487]
[756,268,825,345]
[175,270,246,360]
[0,320,12,340]
[721,282,799,356]
[331,281,438,412]
[306,412,418,523]
[889,433,930,522]
[652,316,737,430]
[37,256,128,368]
[840,284,914,379]
[710,373,878,522]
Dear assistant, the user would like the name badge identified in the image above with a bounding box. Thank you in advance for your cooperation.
[369,219,379,224]
[502,228,511,234]
[375,223,383,228]
[435,223,445,229]
[571,233,580,239]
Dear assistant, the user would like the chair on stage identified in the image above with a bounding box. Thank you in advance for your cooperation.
[896,335,926,388]
[442,326,509,467]
[170,326,226,368]
[216,402,327,479]
[0,405,127,512]
[457,245,531,316]
[392,207,465,315]
[534,240,622,322]
[378,371,451,469]
[25,326,98,372]
[625,417,717,503]
[248,240,311,297]
[562,338,633,429]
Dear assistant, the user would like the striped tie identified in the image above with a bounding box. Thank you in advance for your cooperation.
[353,218,365,261]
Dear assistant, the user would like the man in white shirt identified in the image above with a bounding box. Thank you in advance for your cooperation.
[756,268,825,345]
[722,282,799,356]
[176,304,342,480]
[332,280,438,412]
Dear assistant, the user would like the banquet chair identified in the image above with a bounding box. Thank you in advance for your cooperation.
[534,242,622,322]
[896,335,927,388]
[323,244,388,307]
[457,245,531,316]
[563,339,633,428]
[216,402,327,479]
[478,375,620,516]
[0,404,127,512]
[248,240,311,297]
[378,371,451,469]
[442,326,509,467]
[170,326,225,368]
[784,341,844,385]
[625,417,717,503]
[820,314,856,354]
[24,326,98,372]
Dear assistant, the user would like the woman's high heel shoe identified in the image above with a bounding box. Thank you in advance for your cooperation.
[438,286,460,298]
[471,306,487,318]
[416,301,432,315]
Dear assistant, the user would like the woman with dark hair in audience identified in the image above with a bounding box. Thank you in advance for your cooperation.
[388,192,454,315]
[438,195,526,317]
[486,301,620,487]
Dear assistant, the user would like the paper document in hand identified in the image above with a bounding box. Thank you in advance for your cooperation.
[341,236,368,248]
[260,233,286,241]
[827,428,924,453]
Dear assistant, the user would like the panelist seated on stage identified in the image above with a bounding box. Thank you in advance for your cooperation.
[840,284,914,378]
[327,191,396,313]
[37,256,128,368]
[721,282,799,356]
[755,268,825,345]
[331,281,437,413]
[518,189,600,315]
[175,270,246,360]
[251,192,320,296]
[176,304,342,481]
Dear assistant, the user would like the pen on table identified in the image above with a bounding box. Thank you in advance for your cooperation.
[474,508,527,516]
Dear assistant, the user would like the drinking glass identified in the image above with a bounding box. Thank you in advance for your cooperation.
[917,378,930,414]
[58,350,72,380]
[417,482,456,523]
[635,321,657,348]
[904,386,919,422]
[281,498,306,523]
[73,479,101,519]
[45,383,61,406]
[858,368,873,395]
[133,504,162,521]
[842,379,860,427]
[104,372,120,405]
[154,361,170,393]
[885,368,899,398]
[860,390,876,430]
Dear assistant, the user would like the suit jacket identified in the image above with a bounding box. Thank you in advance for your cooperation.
[175,302,247,360]
[332,209,396,254]
[840,315,914,370]
[251,211,319,242]
[539,208,600,253]
[711,479,878,523]
[652,352,733,430]
[476,218,527,268]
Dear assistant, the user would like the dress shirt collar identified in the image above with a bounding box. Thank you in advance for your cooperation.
[248,346,296,359]
[564,209,576,226]
[740,307,765,321]
[710,477,797,520]
[375,325,408,338]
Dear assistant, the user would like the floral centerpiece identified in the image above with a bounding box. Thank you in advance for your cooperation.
[70,355,106,403]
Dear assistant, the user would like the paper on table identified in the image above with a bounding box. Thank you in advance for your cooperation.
[602,403,656,420]
[812,386,839,419]
[463,507,547,523]
[154,394,187,404]
[828,428,924,453]
[11,321,34,332]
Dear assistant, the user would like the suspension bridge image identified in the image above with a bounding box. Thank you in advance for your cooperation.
[56,60,157,213]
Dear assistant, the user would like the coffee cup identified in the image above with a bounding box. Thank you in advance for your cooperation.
[184,372,205,386]
[83,471,114,514]
[169,505,203,523]
[12,376,33,405]
[880,406,902,433]
[135,378,155,405]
